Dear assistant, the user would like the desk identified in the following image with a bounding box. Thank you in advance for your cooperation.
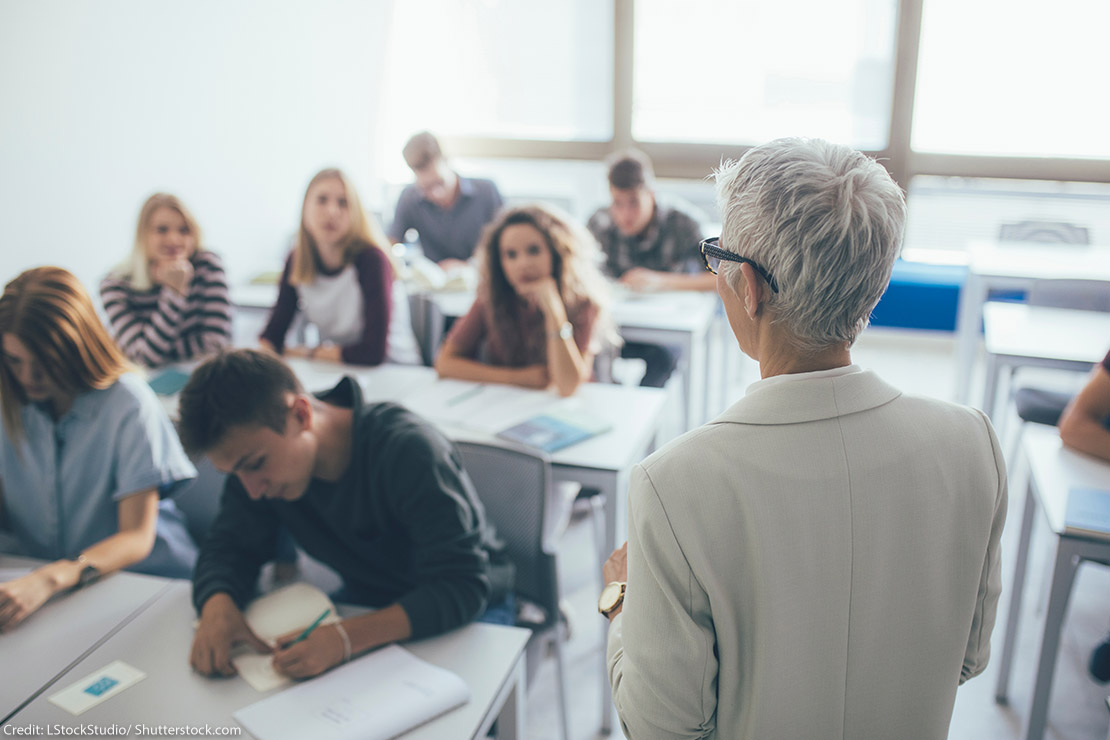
[994,425,1110,740]
[11,581,532,739]
[954,240,1110,405]
[980,303,1110,422]
[0,556,173,723]
[419,289,720,430]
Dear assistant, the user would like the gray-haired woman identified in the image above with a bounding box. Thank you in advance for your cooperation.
[602,138,1006,740]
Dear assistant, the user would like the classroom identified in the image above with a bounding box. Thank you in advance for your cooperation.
[1,1,1109,739]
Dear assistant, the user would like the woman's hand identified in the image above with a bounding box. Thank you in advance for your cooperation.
[151,258,194,296]
[518,277,568,325]
[271,623,347,679]
[0,569,59,631]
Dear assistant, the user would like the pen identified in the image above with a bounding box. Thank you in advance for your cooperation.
[447,384,485,407]
[289,608,331,645]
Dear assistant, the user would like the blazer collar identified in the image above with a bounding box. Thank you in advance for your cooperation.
[712,368,903,426]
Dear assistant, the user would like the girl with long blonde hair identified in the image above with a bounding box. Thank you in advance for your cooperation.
[259,168,419,365]
[101,193,232,367]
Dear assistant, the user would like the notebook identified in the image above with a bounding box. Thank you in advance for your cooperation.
[233,644,469,740]
[147,368,191,396]
[1064,487,1110,540]
[497,407,612,453]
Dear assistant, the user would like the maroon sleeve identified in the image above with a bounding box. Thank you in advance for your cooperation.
[340,248,393,366]
[259,254,299,353]
[442,296,488,360]
[1102,347,1110,373]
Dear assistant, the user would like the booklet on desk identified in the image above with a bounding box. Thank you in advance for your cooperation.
[147,367,191,396]
[233,644,469,740]
[497,407,612,453]
[1065,487,1110,540]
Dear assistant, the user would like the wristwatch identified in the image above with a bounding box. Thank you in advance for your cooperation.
[555,321,573,341]
[71,554,100,590]
[597,581,626,616]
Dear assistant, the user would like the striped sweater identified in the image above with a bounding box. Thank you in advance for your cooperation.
[100,250,233,368]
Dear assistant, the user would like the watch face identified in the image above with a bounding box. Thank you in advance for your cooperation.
[598,581,625,614]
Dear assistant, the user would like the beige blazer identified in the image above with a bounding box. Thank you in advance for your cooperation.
[607,368,1006,740]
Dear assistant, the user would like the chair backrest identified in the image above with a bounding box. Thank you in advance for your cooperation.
[455,440,559,618]
[1027,279,1110,312]
[171,453,227,546]
[998,220,1091,245]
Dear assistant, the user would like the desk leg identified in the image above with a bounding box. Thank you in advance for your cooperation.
[678,339,694,431]
[494,656,526,740]
[1023,538,1081,740]
[955,273,985,405]
[982,353,1000,419]
[996,478,1037,702]
[600,469,628,736]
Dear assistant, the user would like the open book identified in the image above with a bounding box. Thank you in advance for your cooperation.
[497,406,613,453]
[233,644,470,740]
[232,582,341,691]
[1065,487,1110,541]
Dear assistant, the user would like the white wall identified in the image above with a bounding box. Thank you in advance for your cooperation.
[0,0,391,294]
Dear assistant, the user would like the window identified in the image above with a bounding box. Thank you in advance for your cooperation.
[913,0,1110,158]
[632,0,899,150]
[379,0,613,172]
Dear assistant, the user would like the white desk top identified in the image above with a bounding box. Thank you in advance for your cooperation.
[967,240,1110,281]
[982,303,1110,364]
[0,556,173,721]
[11,581,530,740]
[289,360,666,473]
[1023,424,1110,536]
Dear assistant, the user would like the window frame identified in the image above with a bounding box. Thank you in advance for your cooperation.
[435,0,1110,187]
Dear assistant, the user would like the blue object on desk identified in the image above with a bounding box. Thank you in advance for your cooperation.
[147,368,191,396]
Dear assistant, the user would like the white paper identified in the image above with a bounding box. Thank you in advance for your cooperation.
[402,380,564,434]
[233,645,469,740]
[0,568,32,581]
[48,660,146,715]
[229,583,340,692]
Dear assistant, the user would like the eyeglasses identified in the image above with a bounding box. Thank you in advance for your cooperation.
[700,237,779,293]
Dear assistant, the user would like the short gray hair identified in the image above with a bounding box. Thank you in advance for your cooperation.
[714,138,906,352]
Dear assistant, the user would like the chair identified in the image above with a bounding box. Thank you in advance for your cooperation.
[999,279,1110,475]
[456,440,574,740]
[998,220,1091,245]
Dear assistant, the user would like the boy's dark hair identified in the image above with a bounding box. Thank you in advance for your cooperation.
[402,131,444,171]
[606,148,655,191]
[177,349,303,455]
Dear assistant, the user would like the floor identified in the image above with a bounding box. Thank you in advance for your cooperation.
[523,327,1110,740]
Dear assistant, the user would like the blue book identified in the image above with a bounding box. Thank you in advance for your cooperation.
[1065,488,1110,540]
[147,368,191,396]
[497,409,612,453]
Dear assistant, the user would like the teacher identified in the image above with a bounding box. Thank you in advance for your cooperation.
[602,138,1007,740]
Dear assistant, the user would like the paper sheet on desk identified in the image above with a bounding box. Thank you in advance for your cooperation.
[233,645,469,740]
[401,380,569,434]
[230,583,340,692]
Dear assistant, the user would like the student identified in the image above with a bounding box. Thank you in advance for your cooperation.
[1057,346,1110,682]
[0,267,198,630]
[179,349,504,678]
[101,193,232,368]
[389,132,504,269]
[260,168,420,366]
[434,204,611,398]
[587,149,709,387]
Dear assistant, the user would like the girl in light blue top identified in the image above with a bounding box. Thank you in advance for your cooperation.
[0,267,197,631]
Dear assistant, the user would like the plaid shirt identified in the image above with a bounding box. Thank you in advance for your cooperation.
[587,197,705,279]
